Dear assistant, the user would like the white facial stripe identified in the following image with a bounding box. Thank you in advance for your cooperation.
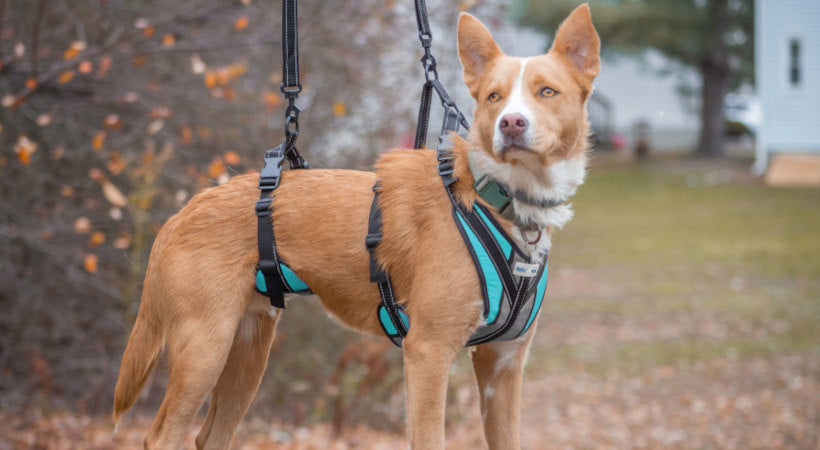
[493,57,534,151]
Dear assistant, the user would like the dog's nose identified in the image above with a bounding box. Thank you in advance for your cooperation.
[499,113,528,138]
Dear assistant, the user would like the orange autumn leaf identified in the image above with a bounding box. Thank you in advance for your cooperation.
[88,231,106,248]
[83,254,99,273]
[63,47,79,61]
[149,106,172,118]
[234,16,249,30]
[14,135,37,165]
[204,72,217,88]
[162,34,175,47]
[58,70,75,84]
[25,78,37,89]
[92,131,106,151]
[224,150,240,165]
[143,25,155,38]
[208,158,226,178]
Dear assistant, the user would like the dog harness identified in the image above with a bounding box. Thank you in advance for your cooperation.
[367,130,550,347]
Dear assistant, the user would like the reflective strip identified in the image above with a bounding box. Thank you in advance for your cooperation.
[520,264,549,335]
[474,206,512,260]
[456,211,502,324]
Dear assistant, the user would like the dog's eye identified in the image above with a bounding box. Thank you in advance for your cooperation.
[540,87,558,98]
[488,92,501,103]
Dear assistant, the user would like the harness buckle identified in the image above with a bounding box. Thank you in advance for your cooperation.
[259,147,286,190]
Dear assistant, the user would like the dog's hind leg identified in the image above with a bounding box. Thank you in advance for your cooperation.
[195,300,279,450]
[470,324,538,450]
[143,302,244,450]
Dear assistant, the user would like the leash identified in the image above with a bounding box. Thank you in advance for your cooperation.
[255,0,308,309]
[412,0,470,149]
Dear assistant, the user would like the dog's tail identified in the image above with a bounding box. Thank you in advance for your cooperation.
[112,276,166,427]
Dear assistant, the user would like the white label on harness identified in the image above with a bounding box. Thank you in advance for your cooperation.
[513,262,539,277]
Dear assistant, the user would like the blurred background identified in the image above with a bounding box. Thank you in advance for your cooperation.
[0,0,817,448]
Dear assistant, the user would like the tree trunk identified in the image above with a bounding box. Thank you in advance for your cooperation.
[696,0,730,158]
[696,62,728,158]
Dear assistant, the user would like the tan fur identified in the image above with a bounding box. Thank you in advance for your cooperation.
[113,5,599,449]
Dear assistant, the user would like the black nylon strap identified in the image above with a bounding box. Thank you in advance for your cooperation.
[366,182,408,342]
[256,146,288,308]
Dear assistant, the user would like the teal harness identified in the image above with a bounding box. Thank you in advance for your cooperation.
[254,136,550,349]
[368,132,549,347]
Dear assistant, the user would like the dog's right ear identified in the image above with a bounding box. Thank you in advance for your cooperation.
[458,13,502,98]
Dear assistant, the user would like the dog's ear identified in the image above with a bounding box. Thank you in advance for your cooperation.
[458,13,502,97]
[550,4,600,79]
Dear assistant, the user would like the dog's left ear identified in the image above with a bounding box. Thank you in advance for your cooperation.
[458,13,502,98]
[550,4,600,79]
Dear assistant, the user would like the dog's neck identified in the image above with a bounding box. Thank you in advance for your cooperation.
[467,147,587,259]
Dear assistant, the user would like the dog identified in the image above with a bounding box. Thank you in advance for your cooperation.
[113,5,599,449]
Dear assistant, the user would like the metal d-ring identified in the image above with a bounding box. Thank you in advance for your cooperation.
[520,225,542,246]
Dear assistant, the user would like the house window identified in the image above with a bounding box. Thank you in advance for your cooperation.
[789,38,801,87]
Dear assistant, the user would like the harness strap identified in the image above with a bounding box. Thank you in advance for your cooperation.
[367,183,408,346]
[256,146,288,308]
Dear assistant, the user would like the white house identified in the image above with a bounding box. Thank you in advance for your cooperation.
[754,0,820,177]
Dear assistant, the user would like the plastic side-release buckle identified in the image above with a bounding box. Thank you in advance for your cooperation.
[259,147,286,190]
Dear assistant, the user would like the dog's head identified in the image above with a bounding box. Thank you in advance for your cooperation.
[458,5,600,166]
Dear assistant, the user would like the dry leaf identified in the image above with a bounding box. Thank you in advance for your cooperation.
[146,119,164,135]
[180,126,193,145]
[58,70,75,84]
[132,54,147,67]
[14,135,37,165]
[25,78,37,89]
[162,34,175,47]
[78,61,93,74]
[235,16,249,30]
[36,114,52,126]
[224,150,240,165]
[113,234,131,249]
[208,158,226,178]
[92,131,106,151]
[88,231,106,248]
[101,180,128,207]
[83,254,99,273]
[63,41,86,60]
[143,26,155,38]
[190,53,206,74]
[74,217,92,234]
[264,91,281,108]
[98,55,112,77]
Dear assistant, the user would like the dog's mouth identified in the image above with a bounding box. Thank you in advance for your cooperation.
[497,144,536,161]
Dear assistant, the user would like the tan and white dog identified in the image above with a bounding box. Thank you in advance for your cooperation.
[113,5,599,449]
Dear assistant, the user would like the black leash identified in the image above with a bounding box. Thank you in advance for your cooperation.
[412,0,469,149]
[256,0,308,309]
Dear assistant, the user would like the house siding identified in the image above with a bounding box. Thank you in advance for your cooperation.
[756,0,820,172]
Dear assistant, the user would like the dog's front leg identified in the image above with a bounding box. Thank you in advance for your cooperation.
[402,332,460,449]
[471,324,538,450]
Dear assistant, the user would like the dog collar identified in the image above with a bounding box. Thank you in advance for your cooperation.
[468,152,566,228]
